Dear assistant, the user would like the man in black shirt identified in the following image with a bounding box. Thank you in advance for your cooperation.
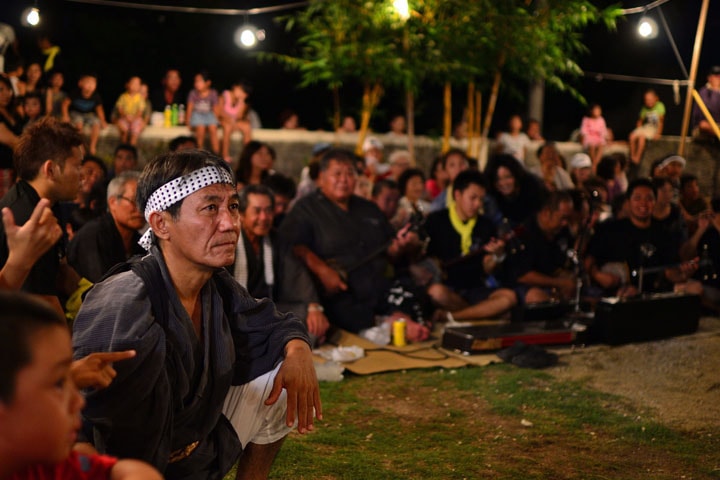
[506,190,577,303]
[279,148,430,342]
[67,171,145,283]
[0,117,84,313]
[424,170,517,320]
[586,178,701,296]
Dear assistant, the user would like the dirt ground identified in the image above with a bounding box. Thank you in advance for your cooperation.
[548,316,720,432]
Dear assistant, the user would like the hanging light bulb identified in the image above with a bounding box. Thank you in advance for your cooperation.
[234,15,265,49]
[638,15,658,39]
[21,7,41,27]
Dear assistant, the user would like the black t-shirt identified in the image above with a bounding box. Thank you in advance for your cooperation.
[506,217,573,285]
[278,191,394,332]
[150,88,186,111]
[68,90,103,114]
[67,212,143,283]
[587,218,681,292]
[424,208,497,291]
[0,181,63,295]
[654,203,688,243]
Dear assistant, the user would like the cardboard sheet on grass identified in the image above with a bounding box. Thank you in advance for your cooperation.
[316,328,502,375]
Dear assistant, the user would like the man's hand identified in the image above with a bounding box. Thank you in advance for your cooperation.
[306,305,330,342]
[555,276,577,301]
[265,339,322,434]
[3,198,62,270]
[71,350,137,389]
[483,237,506,256]
[317,263,348,295]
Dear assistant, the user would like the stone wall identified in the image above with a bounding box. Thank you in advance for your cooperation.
[91,127,720,196]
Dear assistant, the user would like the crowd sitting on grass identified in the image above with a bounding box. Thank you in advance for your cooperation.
[2,53,720,479]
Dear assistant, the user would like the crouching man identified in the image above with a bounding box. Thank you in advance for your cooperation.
[73,149,321,480]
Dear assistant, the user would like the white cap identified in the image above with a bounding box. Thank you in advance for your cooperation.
[658,155,686,169]
[362,136,383,152]
[570,152,592,169]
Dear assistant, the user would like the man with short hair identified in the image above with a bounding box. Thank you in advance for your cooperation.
[279,148,430,342]
[506,190,577,303]
[262,172,296,228]
[67,171,145,283]
[73,150,320,479]
[234,184,329,343]
[371,179,401,221]
[424,170,517,320]
[0,117,84,311]
[110,144,138,179]
[586,178,701,297]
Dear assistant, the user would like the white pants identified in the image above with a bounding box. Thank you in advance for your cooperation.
[222,362,293,449]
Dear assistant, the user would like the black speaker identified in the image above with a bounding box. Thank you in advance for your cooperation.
[590,293,700,345]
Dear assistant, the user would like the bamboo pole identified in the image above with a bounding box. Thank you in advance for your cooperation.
[356,82,382,156]
[466,82,475,157]
[678,0,710,156]
[473,90,482,160]
[692,89,720,140]
[442,82,452,154]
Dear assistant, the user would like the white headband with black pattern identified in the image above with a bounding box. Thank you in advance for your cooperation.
[138,165,234,250]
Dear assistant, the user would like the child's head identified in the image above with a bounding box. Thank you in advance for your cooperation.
[25,62,43,86]
[48,69,64,89]
[508,114,523,132]
[643,89,658,108]
[194,71,212,92]
[589,103,602,118]
[23,92,43,119]
[0,292,84,469]
[140,82,149,99]
[231,81,250,100]
[126,76,142,94]
[78,73,98,97]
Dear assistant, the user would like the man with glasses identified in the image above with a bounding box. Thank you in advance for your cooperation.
[68,171,145,282]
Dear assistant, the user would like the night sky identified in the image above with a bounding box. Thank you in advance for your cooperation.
[0,0,718,141]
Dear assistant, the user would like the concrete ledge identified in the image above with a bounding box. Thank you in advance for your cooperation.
[90,127,720,196]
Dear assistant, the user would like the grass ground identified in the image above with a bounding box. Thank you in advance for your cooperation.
[264,364,720,479]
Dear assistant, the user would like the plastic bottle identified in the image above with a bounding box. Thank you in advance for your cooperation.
[171,104,179,126]
[392,318,406,347]
[163,105,172,128]
[178,104,186,125]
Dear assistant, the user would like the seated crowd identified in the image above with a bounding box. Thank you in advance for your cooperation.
[1,68,720,480]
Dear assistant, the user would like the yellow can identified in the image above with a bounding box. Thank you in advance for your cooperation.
[392,318,406,347]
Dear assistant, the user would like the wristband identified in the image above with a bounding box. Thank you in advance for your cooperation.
[308,304,324,312]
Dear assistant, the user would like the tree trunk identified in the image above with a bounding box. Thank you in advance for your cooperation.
[406,88,415,159]
[442,81,452,154]
[356,82,383,156]
[466,82,475,157]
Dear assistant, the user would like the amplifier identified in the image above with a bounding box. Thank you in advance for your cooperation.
[442,321,576,354]
[590,293,700,345]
